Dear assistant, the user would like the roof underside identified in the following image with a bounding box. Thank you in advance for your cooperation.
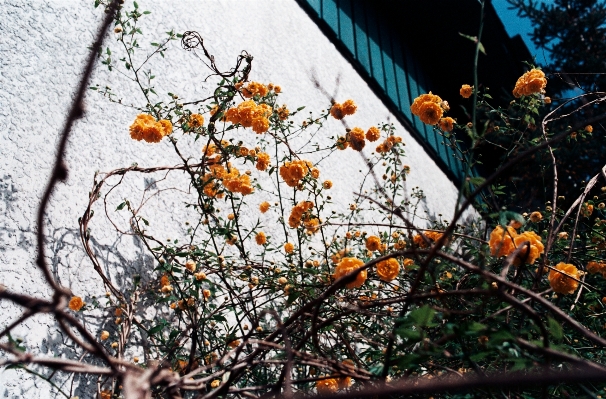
[296,0,532,184]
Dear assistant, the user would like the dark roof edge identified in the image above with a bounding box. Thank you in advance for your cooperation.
[293,0,463,187]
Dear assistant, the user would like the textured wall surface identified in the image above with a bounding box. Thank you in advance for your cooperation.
[0,1,466,396]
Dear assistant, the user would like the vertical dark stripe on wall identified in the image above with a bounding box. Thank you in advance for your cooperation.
[337,0,355,56]
[366,10,385,90]
[404,57,426,140]
[322,0,338,32]
[352,2,370,71]
[392,43,411,120]
[379,23,399,110]
[307,0,321,14]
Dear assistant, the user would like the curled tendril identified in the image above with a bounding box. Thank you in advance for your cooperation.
[181,30,253,83]
[181,30,204,51]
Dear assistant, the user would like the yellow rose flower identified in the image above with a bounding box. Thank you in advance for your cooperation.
[549,262,580,294]
[365,236,382,252]
[513,68,547,98]
[334,257,367,289]
[255,232,267,245]
[376,258,400,282]
[316,377,339,394]
[68,296,84,311]
[460,84,473,98]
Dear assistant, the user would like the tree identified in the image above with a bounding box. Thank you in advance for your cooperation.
[502,0,606,209]
[508,0,606,95]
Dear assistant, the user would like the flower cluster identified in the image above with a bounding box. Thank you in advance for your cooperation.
[129,114,173,143]
[189,113,204,128]
[348,127,366,151]
[288,201,318,234]
[279,159,318,187]
[316,378,339,394]
[160,274,173,293]
[413,231,443,248]
[221,165,254,195]
[200,163,254,197]
[241,81,269,98]
[337,126,382,152]
[488,226,517,257]
[330,99,357,120]
[548,262,580,295]
[225,100,272,133]
[512,68,547,98]
[410,92,451,126]
[488,225,544,265]
[276,105,289,121]
[256,152,270,171]
[334,257,367,289]
[315,361,354,393]
[201,141,228,164]
[586,261,606,278]
[582,202,594,217]
[331,247,352,264]
[375,135,403,154]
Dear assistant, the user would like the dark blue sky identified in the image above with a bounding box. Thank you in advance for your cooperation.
[493,0,554,64]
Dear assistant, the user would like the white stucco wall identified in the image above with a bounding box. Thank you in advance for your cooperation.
[0,1,465,396]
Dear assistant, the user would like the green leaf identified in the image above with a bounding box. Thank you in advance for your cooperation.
[409,305,436,328]
[467,322,487,332]
[478,42,487,55]
[116,202,126,211]
[458,32,486,54]
[141,217,149,226]
[510,358,530,371]
[548,317,563,340]
[469,176,486,186]
[490,330,515,342]
[395,354,422,369]
[470,351,490,362]
[148,324,164,335]
[7,333,26,352]
[133,1,139,8]
[396,328,422,341]
[286,291,301,305]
